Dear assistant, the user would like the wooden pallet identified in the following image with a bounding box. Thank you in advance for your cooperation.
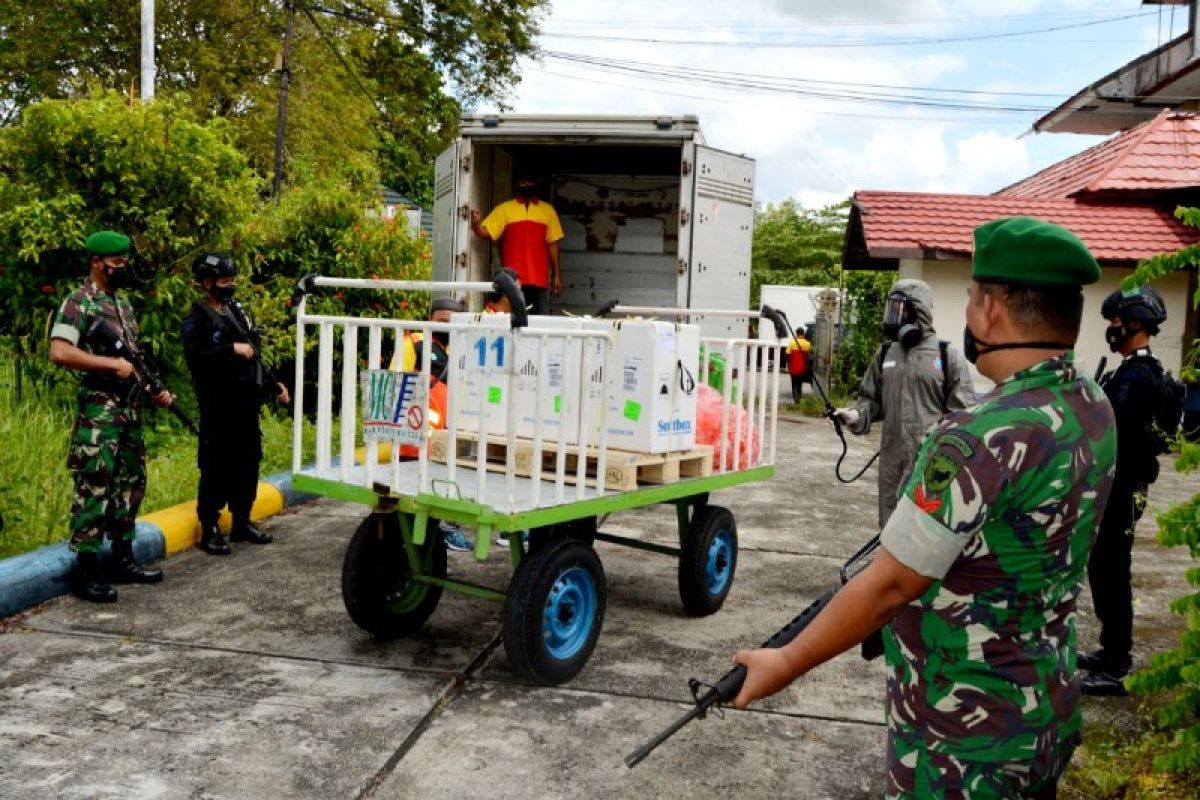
[428,430,713,491]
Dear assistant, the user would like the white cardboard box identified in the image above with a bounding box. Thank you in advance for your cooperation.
[514,316,581,443]
[603,320,699,453]
[449,312,512,437]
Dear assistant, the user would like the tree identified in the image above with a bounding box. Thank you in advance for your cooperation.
[0,0,549,196]
[0,93,259,392]
[1119,206,1200,778]
[750,199,848,306]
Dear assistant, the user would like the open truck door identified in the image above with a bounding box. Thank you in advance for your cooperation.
[683,145,755,338]
[433,140,472,285]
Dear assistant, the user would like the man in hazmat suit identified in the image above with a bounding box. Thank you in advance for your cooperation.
[835,279,976,527]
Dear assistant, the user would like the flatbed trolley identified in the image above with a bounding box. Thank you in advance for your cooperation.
[290,278,784,685]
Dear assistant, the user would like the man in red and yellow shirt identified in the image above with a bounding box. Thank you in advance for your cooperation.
[470,172,563,315]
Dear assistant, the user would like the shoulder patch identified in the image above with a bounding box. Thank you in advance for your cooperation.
[923,449,960,493]
[939,432,974,459]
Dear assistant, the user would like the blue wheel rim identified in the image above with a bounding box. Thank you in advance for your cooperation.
[705,530,734,595]
[543,566,597,660]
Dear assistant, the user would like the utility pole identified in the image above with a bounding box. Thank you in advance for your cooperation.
[272,0,297,198]
[140,0,155,100]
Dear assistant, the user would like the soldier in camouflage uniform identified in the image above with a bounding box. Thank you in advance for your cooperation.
[731,217,1115,799]
[49,231,174,603]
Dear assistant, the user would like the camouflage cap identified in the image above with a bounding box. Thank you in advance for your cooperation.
[972,216,1100,287]
[85,231,130,257]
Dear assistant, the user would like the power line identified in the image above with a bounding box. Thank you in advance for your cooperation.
[540,52,1052,114]
[539,10,1155,49]
[525,64,1035,125]
[549,4,1135,31]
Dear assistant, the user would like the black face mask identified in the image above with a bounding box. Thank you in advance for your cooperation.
[516,184,536,199]
[432,330,450,347]
[105,266,127,290]
[213,284,236,302]
[963,325,1073,365]
[1105,324,1132,353]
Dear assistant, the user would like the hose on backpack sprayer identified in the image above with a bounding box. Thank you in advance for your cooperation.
[760,304,879,484]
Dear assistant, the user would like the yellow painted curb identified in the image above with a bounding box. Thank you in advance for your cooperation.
[354,443,396,464]
[140,483,285,556]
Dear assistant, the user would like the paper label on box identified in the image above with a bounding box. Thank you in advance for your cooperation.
[623,357,641,392]
[554,394,562,414]
[488,386,502,404]
[624,400,642,421]
[547,353,563,389]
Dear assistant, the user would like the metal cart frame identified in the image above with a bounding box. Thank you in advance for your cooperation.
[290,279,783,685]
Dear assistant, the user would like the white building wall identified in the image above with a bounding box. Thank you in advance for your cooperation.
[896,259,1191,391]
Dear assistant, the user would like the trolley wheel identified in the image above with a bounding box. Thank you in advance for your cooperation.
[341,511,446,639]
[502,538,607,686]
[678,505,738,616]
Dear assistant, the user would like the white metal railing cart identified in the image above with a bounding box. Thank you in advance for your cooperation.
[290,276,783,686]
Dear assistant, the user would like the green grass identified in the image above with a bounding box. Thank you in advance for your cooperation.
[0,387,310,559]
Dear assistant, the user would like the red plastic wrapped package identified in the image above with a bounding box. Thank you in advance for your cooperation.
[695,384,762,471]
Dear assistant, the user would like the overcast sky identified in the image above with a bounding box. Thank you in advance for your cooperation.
[478,0,1182,207]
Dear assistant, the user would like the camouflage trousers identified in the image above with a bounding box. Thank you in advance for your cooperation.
[66,394,146,553]
[886,728,1078,799]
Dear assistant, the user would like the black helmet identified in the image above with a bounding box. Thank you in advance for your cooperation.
[192,253,237,282]
[1100,285,1166,333]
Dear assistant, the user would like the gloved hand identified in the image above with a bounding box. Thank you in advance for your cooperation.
[834,407,860,426]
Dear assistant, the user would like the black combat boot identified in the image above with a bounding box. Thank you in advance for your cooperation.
[109,534,163,584]
[198,521,231,555]
[72,551,118,603]
[230,518,273,545]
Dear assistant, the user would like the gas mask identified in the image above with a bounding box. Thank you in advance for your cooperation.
[882,292,921,349]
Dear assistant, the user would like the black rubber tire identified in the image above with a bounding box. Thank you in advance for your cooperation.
[502,538,607,686]
[678,505,738,616]
[341,511,446,639]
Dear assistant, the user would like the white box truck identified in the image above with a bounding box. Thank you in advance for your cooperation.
[432,114,756,338]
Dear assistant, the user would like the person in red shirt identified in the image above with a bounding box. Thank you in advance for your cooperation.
[470,172,564,315]
[785,332,812,403]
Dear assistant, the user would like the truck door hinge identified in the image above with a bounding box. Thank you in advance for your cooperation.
[456,252,467,268]
[677,258,687,275]
[681,160,691,176]
[459,205,470,220]
[460,155,471,172]
[679,209,690,227]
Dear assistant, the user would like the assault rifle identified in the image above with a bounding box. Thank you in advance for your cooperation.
[625,535,881,768]
[86,318,198,435]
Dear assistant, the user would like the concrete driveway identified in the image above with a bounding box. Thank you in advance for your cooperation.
[1,414,1192,799]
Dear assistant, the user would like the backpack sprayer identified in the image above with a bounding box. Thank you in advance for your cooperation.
[759,304,879,483]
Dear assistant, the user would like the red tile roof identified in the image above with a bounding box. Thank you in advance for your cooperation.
[1001,110,1200,198]
[850,191,1200,265]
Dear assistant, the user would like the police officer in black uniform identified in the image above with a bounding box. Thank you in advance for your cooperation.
[1082,285,1170,695]
[182,254,289,555]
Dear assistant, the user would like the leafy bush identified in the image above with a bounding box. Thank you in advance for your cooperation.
[0,92,258,391]
[1113,206,1200,778]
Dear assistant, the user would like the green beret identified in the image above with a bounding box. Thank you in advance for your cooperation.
[972,216,1100,287]
[84,230,130,256]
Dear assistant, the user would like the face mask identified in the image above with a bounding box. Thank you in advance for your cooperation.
[1105,324,1132,353]
[432,330,450,347]
[105,266,127,290]
[214,284,236,302]
[516,184,536,199]
[963,325,1073,365]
